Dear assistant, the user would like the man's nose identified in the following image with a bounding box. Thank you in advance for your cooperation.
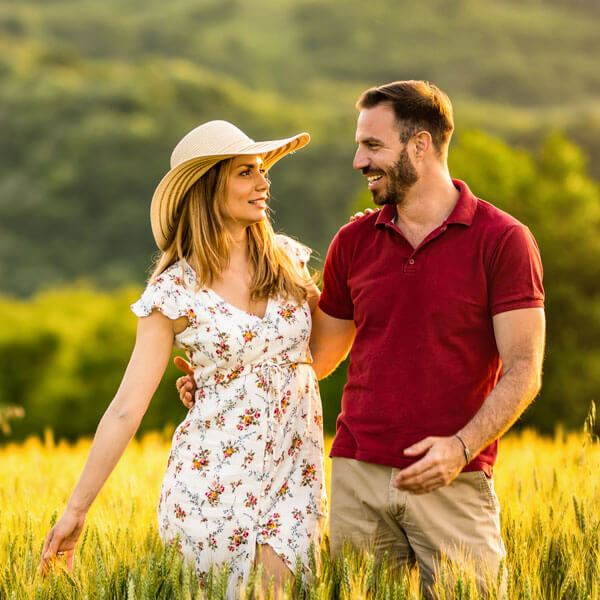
[353,147,369,171]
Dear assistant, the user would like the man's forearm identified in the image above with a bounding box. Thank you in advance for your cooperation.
[457,358,542,461]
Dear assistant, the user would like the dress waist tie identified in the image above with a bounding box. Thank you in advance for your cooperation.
[254,361,310,467]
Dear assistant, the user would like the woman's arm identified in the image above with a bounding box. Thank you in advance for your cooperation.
[39,311,176,572]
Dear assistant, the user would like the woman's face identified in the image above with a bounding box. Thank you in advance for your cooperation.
[221,155,270,228]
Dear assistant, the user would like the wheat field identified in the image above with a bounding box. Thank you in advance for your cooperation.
[1,426,599,599]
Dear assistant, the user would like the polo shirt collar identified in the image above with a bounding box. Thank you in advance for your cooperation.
[374,179,478,228]
[375,204,396,227]
[447,179,477,226]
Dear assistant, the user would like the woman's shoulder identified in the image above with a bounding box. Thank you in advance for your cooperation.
[131,260,197,321]
[275,234,312,266]
[149,260,197,290]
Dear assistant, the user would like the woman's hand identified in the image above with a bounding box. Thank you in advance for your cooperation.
[39,509,86,574]
[349,208,379,222]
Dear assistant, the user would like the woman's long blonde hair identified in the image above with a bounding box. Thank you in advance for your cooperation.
[150,158,312,303]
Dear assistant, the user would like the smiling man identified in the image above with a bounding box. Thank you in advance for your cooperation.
[310,81,545,595]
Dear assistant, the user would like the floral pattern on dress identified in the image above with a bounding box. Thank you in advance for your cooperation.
[131,235,327,599]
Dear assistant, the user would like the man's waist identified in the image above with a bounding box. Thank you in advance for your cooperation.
[330,441,496,477]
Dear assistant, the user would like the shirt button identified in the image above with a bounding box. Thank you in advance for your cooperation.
[408,258,415,265]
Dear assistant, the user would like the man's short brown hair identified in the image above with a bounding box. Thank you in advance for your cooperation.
[357,80,454,156]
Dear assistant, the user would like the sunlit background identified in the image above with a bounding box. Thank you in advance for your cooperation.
[1,0,600,441]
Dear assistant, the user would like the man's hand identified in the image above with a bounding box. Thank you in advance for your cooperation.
[174,356,196,409]
[349,208,379,222]
[393,435,466,494]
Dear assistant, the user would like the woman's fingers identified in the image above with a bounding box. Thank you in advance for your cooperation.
[41,529,52,558]
[66,549,75,571]
[39,531,54,574]
[40,528,66,574]
[40,512,85,575]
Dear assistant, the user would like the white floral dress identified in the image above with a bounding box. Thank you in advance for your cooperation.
[131,236,327,597]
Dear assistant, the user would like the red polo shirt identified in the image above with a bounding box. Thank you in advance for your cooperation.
[319,180,544,475]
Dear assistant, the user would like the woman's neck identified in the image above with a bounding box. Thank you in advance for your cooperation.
[226,225,249,261]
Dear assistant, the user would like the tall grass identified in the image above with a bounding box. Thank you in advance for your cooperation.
[1,426,599,599]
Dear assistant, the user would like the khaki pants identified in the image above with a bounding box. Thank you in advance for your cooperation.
[330,457,506,598]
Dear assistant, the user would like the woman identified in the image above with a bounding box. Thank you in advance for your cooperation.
[39,121,327,597]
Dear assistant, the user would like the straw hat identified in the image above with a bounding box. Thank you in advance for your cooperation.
[150,120,310,250]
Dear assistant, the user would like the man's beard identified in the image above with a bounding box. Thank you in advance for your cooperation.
[371,148,418,206]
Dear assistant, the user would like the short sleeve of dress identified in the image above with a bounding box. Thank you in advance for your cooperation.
[276,234,312,267]
[131,264,191,321]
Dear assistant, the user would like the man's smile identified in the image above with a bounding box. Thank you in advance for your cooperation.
[364,171,385,190]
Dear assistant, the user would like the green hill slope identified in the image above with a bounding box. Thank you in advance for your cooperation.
[1,0,599,294]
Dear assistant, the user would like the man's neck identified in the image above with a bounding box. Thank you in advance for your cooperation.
[394,172,459,229]
[392,171,459,248]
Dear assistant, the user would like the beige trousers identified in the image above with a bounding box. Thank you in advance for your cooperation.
[330,457,506,598]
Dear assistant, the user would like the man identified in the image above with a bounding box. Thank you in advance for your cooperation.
[178,80,545,595]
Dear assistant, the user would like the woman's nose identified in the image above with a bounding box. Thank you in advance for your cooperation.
[257,172,270,190]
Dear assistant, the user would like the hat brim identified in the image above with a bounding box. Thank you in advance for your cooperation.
[151,132,309,251]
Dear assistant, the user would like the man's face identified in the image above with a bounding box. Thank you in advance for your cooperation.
[353,104,418,206]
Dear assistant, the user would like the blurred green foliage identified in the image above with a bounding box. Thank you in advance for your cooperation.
[2,0,600,295]
[0,286,193,440]
[453,132,600,434]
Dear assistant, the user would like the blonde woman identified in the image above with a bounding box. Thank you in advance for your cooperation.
[39,121,328,597]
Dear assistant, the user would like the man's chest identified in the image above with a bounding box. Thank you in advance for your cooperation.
[347,235,491,330]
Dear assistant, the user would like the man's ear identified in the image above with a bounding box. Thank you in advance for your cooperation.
[413,131,432,159]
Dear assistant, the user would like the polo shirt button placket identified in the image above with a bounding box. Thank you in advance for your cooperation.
[404,256,417,273]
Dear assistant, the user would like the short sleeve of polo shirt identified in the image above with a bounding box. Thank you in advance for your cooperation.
[488,224,544,316]
[319,229,354,319]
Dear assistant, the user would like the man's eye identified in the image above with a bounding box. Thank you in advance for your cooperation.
[241,169,251,176]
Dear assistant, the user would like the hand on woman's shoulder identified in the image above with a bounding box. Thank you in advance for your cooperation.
[275,234,312,267]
